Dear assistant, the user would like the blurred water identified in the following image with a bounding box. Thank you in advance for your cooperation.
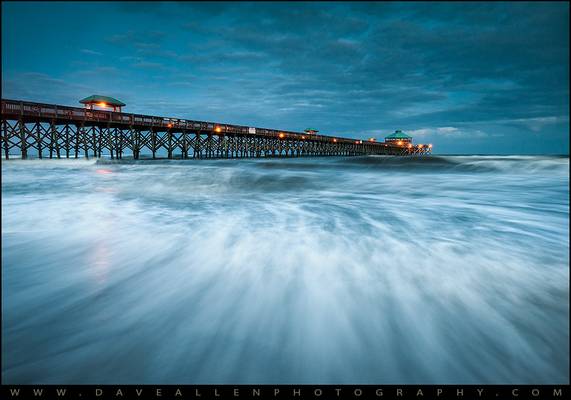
[1,155,569,384]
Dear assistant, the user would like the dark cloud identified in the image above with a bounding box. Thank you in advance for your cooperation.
[2,1,568,154]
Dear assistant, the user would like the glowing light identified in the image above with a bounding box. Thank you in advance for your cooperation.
[368,138,376,142]
[333,138,337,143]
[418,144,423,149]
[279,133,285,139]
[215,126,222,133]
[407,143,413,148]
[98,102,107,107]
[167,123,173,128]
[397,140,403,146]
[429,144,433,148]
[301,136,306,139]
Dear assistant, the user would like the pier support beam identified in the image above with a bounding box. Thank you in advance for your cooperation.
[36,122,43,159]
[2,119,9,160]
[19,120,27,160]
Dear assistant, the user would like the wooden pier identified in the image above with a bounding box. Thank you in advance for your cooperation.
[1,99,431,160]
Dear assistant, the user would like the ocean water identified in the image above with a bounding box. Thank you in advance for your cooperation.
[1,155,569,384]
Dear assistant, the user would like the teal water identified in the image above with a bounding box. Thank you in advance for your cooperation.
[1,155,569,384]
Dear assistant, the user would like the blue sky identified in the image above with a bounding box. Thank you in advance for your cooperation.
[2,1,569,154]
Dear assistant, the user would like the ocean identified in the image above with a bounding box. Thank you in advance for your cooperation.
[1,155,569,384]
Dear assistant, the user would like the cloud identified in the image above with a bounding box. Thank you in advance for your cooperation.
[2,72,92,105]
[408,127,488,139]
[74,66,121,77]
[80,49,103,56]
[2,1,568,153]
[105,30,166,47]
[131,61,167,70]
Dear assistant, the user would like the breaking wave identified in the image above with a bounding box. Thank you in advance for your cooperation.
[2,155,569,384]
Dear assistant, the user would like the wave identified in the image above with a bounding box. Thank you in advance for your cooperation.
[2,153,569,384]
[334,155,569,173]
[95,155,570,175]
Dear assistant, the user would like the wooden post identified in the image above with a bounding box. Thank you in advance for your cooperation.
[48,121,54,159]
[109,127,114,160]
[82,124,89,159]
[207,134,213,158]
[132,127,139,160]
[151,129,156,159]
[117,128,123,159]
[36,122,43,159]
[20,120,27,160]
[2,119,9,160]
[54,123,61,159]
[92,127,98,158]
[181,131,187,159]
[194,132,200,159]
[64,124,70,158]
[167,129,173,159]
[74,124,80,158]
[97,127,102,158]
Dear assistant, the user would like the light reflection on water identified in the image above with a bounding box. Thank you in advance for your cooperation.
[1,155,569,384]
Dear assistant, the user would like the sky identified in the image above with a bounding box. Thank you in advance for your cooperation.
[2,1,569,154]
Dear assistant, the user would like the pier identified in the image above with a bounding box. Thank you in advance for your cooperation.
[1,99,431,160]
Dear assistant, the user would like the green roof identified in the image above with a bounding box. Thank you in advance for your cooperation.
[79,95,126,106]
[385,130,412,139]
[304,128,319,132]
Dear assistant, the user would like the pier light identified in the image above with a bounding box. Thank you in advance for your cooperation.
[407,143,413,149]
[301,136,306,140]
[333,138,337,143]
[80,95,126,112]
[167,123,173,128]
[368,137,376,142]
[397,140,403,146]
[429,144,433,148]
[279,133,285,139]
[418,144,423,149]
[215,126,222,133]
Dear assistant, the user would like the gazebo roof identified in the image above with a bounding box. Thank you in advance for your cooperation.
[385,130,412,139]
[79,95,126,107]
[304,128,319,132]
